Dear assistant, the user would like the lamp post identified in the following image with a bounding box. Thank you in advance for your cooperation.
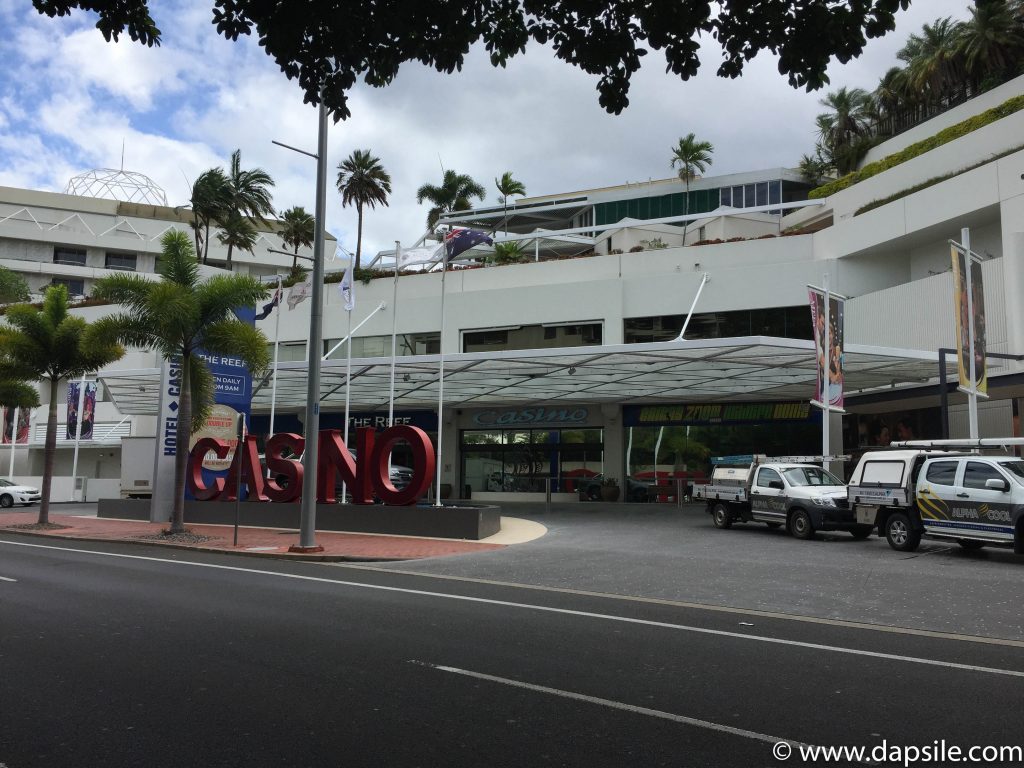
[275,99,329,553]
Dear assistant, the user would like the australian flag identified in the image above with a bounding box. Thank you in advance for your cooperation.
[444,228,493,260]
[255,285,282,320]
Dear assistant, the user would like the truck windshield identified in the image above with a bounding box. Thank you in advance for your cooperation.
[782,467,844,487]
[997,460,1024,485]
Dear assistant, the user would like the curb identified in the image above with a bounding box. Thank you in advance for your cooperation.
[0,526,418,563]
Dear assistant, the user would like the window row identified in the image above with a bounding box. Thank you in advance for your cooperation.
[51,247,137,271]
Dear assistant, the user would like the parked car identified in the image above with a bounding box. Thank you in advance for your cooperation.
[578,475,652,502]
[0,478,41,507]
[693,456,866,539]
[847,440,1024,553]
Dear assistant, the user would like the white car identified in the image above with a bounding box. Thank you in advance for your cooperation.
[0,478,42,507]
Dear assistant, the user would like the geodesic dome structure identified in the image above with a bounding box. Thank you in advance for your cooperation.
[64,168,168,206]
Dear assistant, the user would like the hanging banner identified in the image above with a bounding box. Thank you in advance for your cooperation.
[81,383,96,440]
[951,245,987,395]
[808,288,845,408]
[2,408,30,444]
[66,381,79,440]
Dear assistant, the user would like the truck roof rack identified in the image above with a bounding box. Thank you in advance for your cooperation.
[890,438,1024,450]
[710,454,850,465]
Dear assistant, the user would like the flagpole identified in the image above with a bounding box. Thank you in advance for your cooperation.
[389,241,400,430]
[8,407,18,477]
[69,374,87,501]
[435,246,448,507]
[267,276,282,476]
[342,297,353,503]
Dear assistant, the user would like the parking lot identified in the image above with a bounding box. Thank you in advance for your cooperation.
[360,500,1024,642]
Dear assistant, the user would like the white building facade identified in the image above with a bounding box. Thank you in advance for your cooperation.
[3,76,1024,502]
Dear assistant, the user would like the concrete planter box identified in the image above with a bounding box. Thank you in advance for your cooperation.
[97,498,501,540]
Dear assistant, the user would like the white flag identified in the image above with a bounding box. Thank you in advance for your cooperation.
[287,274,313,309]
[397,242,443,269]
[340,260,354,311]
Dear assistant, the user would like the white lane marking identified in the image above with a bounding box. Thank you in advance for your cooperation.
[0,575,17,582]
[2,538,1023,680]
[409,661,869,761]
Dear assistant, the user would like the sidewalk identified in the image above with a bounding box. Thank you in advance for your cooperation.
[0,509,523,561]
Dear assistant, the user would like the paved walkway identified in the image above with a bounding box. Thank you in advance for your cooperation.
[0,509,545,561]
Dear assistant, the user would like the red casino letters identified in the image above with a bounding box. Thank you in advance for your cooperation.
[186,425,435,506]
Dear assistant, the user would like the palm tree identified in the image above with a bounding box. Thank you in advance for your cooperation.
[416,169,486,231]
[279,206,315,270]
[872,66,913,136]
[669,133,714,240]
[958,0,1024,87]
[189,168,230,264]
[0,286,123,524]
[900,17,967,101]
[817,87,871,174]
[336,150,391,271]
[495,171,526,234]
[224,149,276,227]
[90,231,269,534]
[217,210,258,271]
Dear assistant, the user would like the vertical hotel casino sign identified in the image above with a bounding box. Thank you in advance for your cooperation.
[149,307,255,521]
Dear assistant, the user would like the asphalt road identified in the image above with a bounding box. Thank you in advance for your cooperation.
[367,502,1024,641]
[1,536,1022,767]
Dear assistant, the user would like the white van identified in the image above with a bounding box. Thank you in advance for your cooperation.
[846,439,1024,553]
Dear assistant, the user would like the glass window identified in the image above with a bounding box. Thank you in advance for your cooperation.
[925,461,958,486]
[732,186,744,207]
[756,467,782,487]
[720,187,731,207]
[53,247,86,266]
[50,277,85,296]
[997,460,1024,485]
[768,180,781,205]
[463,430,502,445]
[755,182,769,207]
[744,185,756,208]
[104,252,137,271]
[963,462,1004,489]
[463,322,601,352]
[782,467,843,486]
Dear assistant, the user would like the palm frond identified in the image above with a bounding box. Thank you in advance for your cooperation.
[158,230,201,287]
[195,275,268,324]
[188,353,215,430]
[0,381,39,408]
[90,272,155,313]
[201,320,271,376]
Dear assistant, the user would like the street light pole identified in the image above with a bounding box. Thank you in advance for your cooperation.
[290,99,329,553]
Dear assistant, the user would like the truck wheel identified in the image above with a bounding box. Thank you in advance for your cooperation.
[788,509,815,540]
[956,539,985,551]
[711,503,732,529]
[850,525,873,540]
[884,512,921,552]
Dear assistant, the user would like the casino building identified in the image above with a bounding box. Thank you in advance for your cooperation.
[4,75,1024,503]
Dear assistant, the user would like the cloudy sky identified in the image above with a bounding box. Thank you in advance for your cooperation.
[0,0,972,261]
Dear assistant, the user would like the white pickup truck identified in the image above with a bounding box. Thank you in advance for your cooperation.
[693,455,869,540]
[846,439,1024,554]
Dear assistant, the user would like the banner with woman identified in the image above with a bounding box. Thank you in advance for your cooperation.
[808,287,845,408]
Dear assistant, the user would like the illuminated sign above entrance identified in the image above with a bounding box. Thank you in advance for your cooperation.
[623,402,811,427]
[472,406,589,427]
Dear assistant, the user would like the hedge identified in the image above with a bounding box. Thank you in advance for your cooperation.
[809,94,1024,199]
